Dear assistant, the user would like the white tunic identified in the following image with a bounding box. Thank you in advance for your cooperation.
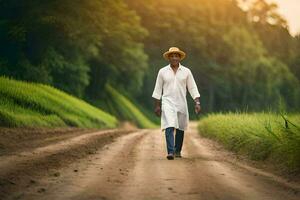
[152,64,200,131]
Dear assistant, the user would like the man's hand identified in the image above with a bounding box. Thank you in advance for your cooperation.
[195,104,201,114]
[154,99,161,117]
[154,106,161,117]
[194,97,201,114]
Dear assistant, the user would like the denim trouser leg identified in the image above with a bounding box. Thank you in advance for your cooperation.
[165,127,175,154]
[175,129,184,153]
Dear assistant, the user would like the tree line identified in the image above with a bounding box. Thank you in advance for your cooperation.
[0,0,299,114]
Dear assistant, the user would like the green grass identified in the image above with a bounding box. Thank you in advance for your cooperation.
[0,76,118,128]
[198,113,300,174]
[102,84,157,128]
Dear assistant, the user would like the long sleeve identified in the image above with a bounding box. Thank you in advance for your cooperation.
[187,69,200,100]
[152,70,163,100]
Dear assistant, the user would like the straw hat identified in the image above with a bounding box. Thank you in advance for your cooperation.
[163,47,186,61]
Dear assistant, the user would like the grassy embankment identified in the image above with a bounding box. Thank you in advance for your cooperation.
[101,84,157,128]
[0,77,117,128]
[198,113,300,174]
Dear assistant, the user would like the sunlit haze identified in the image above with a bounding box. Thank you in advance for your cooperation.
[268,0,300,36]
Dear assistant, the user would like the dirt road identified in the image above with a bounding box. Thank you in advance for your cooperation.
[0,123,299,200]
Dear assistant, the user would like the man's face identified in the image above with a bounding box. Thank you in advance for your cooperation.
[168,53,181,65]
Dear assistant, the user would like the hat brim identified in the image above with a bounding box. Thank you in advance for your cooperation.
[163,50,186,61]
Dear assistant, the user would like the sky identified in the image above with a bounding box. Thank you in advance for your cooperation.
[268,0,300,36]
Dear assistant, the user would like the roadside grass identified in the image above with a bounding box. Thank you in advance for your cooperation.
[0,76,117,128]
[198,113,300,174]
[103,84,157,128]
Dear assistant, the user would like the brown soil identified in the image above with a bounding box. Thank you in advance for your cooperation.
[0,122,299,200]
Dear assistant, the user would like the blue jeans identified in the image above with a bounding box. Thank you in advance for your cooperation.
[165,127,184,154]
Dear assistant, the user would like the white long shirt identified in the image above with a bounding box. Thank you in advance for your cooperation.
[152,64,200,131]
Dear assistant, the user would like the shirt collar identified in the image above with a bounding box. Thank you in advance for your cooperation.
[168,63,182,70]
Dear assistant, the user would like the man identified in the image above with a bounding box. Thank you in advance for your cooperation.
[152,47,201,160]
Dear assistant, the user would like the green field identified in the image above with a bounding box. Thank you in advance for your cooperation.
[198,113,300,174]
[0,77,117,128]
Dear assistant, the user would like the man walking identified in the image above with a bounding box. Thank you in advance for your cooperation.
[152,47,201,160]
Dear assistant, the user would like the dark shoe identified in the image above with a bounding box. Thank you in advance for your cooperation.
[174,152,182,158]
[166,154,174,160]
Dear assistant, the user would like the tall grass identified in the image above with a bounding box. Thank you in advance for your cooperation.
[103,84,157,128]
[0,76,117,128]
[198,113,300,174]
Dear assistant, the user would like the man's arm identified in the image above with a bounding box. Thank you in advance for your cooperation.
[187,70,201,114]
[154,99,161,117]
[194,97,201,114]
[152,70,163,117]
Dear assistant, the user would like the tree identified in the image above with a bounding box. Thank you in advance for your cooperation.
[0,0,148,98]
[248,0,288,28]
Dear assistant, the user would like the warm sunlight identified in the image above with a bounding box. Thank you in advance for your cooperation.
[269,0,300,35]
[0,1,299,199]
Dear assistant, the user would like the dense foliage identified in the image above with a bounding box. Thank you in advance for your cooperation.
[0,0,148,99]
[0,0,299,116]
